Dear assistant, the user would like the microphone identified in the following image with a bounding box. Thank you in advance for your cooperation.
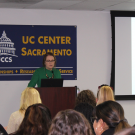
[0,124,8,135]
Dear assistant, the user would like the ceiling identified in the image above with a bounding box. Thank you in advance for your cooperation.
[0,0,135,11]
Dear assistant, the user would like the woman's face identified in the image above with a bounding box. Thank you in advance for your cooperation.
[45,55,55,70]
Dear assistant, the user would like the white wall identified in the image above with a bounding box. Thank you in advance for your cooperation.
[0,9,134,127]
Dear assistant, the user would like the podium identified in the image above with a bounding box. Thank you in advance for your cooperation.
[36,87,77,118]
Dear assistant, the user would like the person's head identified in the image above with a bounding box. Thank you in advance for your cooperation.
[115,127,135,135]
[48,109,94,135]
[96,86,115,105]
[13,104,51,135]
[19,87,42,113]
[74,103,95,134]
[74,103,94,123]
[92,101,131,135]
[42,52,56,70]
[75,90,96,107]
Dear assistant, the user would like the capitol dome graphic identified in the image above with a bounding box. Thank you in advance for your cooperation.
[0,31,18,57]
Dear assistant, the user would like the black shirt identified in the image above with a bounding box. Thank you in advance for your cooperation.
[101,128,115,135]
[0,124,8,135]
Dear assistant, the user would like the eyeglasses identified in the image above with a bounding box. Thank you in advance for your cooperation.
[90,117,98,123]
[46,60,55,63]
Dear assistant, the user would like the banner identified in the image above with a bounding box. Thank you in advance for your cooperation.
[0,25,77,80]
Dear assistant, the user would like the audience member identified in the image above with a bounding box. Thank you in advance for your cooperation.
[96,85,115,105]
[75,90,96,107]
[48,109,94,135]
[115,127,135,135]
[74,103,95,134]
[9,103,51,135]
[7,87,42,134]
[92,101,131,135]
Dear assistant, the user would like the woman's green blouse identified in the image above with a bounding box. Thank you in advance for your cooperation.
[28,67,61,87]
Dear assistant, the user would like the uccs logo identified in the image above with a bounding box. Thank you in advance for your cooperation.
[0,57,12,62]
[0,31,18,63]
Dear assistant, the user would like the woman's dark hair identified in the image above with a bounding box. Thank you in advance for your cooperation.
[93,101,131,134]
[48,109,94,135]
[42,52,56,67]
[10,103,51,135]
[75,90,96,107]
[115,127,135,135]
[74,103,95,134]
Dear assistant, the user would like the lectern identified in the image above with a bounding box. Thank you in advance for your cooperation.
[36,87,77,118]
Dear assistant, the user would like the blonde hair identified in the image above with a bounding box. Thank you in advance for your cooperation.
[96,86,115,105]
[19,87,42,113]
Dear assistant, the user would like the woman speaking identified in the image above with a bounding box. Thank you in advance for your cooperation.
[28,52,61,87]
